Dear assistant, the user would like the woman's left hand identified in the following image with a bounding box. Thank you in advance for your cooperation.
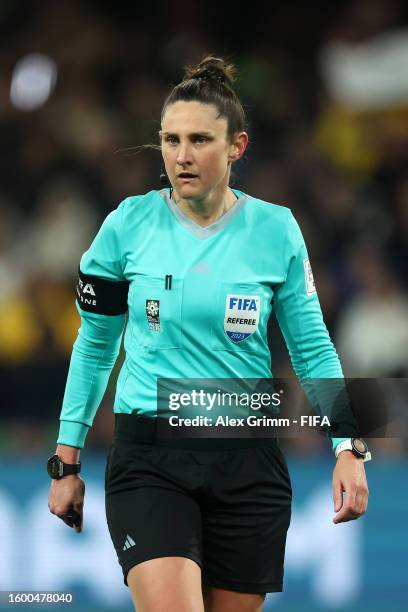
[332,451,369,524]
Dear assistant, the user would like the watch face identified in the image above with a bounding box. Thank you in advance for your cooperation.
[353,439,367,454]
[47,456,61,478]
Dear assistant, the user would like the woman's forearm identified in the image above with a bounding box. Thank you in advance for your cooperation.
[56,444,81,463]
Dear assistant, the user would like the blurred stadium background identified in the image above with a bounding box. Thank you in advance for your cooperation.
[0,0,407,610]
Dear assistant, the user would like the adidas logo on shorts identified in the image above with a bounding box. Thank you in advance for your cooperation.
[123,534,136,551]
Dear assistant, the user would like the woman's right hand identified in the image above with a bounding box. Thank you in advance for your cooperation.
[48,475,85,533]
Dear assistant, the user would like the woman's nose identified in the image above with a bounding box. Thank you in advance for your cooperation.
[177,143,192,165]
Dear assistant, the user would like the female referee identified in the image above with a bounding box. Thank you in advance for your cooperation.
[47,55,370,612]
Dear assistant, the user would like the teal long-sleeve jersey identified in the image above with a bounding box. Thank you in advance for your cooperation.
[57,188,349,450]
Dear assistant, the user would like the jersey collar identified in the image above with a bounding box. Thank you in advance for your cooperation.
[159,188,249,239]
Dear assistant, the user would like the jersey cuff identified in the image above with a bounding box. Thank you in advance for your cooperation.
[57,420,90,449]
[331,437,351,451]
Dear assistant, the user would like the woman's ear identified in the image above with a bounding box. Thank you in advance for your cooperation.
[229,132,249,161]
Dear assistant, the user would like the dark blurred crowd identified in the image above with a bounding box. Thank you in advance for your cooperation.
[0,0,407,454]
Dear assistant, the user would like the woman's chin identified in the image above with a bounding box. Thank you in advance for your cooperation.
[175,184,203,198]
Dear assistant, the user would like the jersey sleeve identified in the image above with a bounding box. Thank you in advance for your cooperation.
[57,202,129,448]
[79,204,126,281]
[273,210,357,449]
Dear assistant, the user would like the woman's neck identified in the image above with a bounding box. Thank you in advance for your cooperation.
[171,187,238,227]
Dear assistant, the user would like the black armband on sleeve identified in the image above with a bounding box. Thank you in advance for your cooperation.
[76,267,129,315]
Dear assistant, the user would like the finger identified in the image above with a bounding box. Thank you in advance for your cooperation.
[353,490,362,516]
[352,483,366,515]
[332,480,343,513]
[61,509,81,530]
[349,488,368,519]
[333,497,348,523]
[60,514,75,528]
[333,507,348,524]
[355,488,368,516]
[333,506,359,524]
[67,509,81,529]
[362,490,369,513]
[333,493,362,523]
[73,510,83,533]
[333,493,357,524]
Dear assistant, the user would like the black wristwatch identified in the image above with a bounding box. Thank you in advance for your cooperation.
[47,454,81,479]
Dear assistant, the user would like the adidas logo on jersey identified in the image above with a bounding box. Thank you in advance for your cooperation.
[191,261,209,274]
[123,534,136,551]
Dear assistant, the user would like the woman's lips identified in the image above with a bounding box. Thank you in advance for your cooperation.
[178,175,198,182]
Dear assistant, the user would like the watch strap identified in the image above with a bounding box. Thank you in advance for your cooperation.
[61,462,81,476]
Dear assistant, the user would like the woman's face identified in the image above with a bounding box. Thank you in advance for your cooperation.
[160,100,246,200]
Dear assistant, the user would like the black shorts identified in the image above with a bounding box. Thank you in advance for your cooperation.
[105,415,292,594]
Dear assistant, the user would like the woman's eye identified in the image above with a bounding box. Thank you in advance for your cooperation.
[164,135,208,144]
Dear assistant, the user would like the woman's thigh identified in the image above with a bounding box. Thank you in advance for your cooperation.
[203,586,265,612]
[127,556,204,612]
